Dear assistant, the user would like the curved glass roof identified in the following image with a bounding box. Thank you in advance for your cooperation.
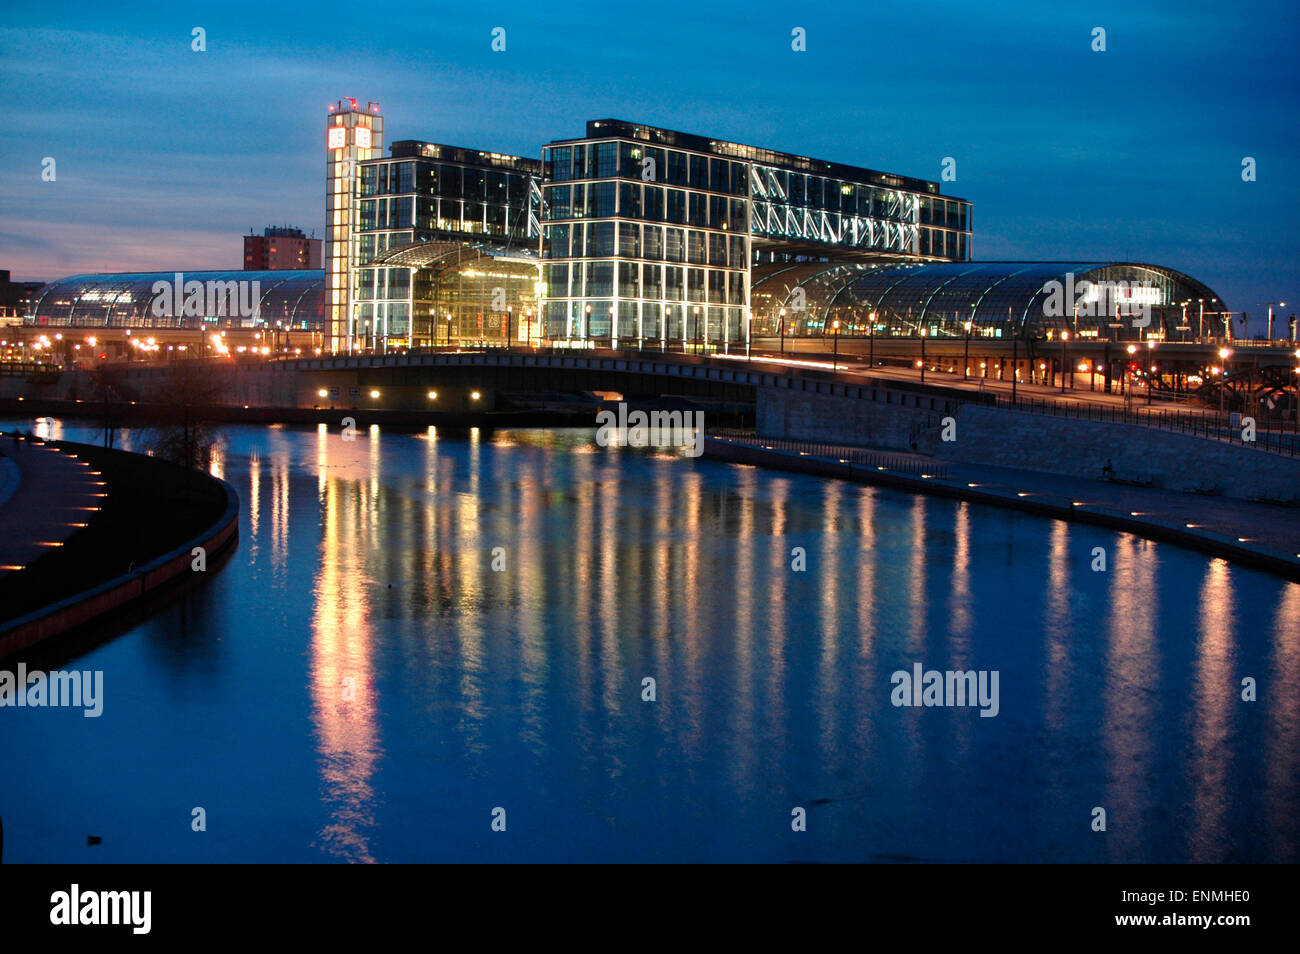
[751,261,1226,336]
[27,270,325,326]
[372,240,537,269]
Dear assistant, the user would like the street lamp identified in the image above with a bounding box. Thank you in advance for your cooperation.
[832,319,840,371]
[1219,347,1231,413]
[919,328,927,383]
[963,318,972,380]
[869,311,877,369]
[1146,340,1155,404]
[1060,331,1069,393]
[779,307,786,354]
[1259,301,1287,341]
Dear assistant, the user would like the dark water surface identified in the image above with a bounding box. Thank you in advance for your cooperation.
[1,418,1297,862]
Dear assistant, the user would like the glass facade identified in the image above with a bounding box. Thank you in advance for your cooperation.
[748,261,1225,340]
[325,98,385,353]
[352,141,542,349]
[27,271,324,328]
[540,120,972,349]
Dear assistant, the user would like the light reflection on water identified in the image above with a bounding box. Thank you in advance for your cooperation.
[0,418,1296,863]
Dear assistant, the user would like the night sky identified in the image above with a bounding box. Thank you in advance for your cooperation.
[1,0,1296,316]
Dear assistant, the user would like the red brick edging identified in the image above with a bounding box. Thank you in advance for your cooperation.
[0,457,239,659]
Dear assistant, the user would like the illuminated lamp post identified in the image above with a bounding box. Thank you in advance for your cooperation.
[1060,331,1069,393]
[832,319,840,372]
[1219,347,1231,414]
[963,317,972,380]
[1146,340,1155,405]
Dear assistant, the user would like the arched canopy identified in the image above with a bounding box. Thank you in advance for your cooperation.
[750,261,1226,337]
[27,270,325,328]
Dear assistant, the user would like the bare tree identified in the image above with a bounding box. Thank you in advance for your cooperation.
[139,362,225,472]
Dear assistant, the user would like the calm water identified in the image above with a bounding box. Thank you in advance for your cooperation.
[1,418,1297,863]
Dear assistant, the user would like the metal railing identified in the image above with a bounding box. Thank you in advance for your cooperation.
[709,428,949,479]
[995,395,1300,456]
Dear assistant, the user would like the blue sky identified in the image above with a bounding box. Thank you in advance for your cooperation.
[1,0,1296,317]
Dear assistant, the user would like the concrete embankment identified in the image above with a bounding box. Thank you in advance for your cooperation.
[756,382,1300,505]
[0,439,239,659]
[705,436,1300,583]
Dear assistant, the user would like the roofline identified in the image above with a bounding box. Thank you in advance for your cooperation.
[545,118,964,201]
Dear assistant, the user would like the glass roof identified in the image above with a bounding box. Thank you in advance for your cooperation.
[751,261,1225,335]
[27,270,325,326]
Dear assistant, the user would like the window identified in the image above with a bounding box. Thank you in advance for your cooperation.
[709,233,727,266]
[665,227,684,262]
[618,182,641,218]
[642,227,662,260]
[438,165,462,198]
[587,262,613,296]
[708,270,726,303]
[689,154,707,188]
[397,162,414,194]
[709,195,728,230]
[392,197,412,229]
[687,231,705,265]
[463,168,485,201]
[667,189,687,224]
[618,222,639,257]
[642,264,661,298]
[729,235,746,266]
[644,185,663,221]
[548,146,572,182]
[619,141,642,178]
[646,147,666,183]
[665,265,684,300]
[667,150,688,185]
[728,272,746,304]
[688,193,706,227]
[619,261,639,298]
[592,182,616,217]
[687,268,705,301]
[710,158,729,193]
[590,222,615,256]
[596,142,617,178]
[549,185,572,220]
[545,224,570,258]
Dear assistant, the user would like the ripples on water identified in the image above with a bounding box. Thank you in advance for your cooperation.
[1,419,1296,862]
